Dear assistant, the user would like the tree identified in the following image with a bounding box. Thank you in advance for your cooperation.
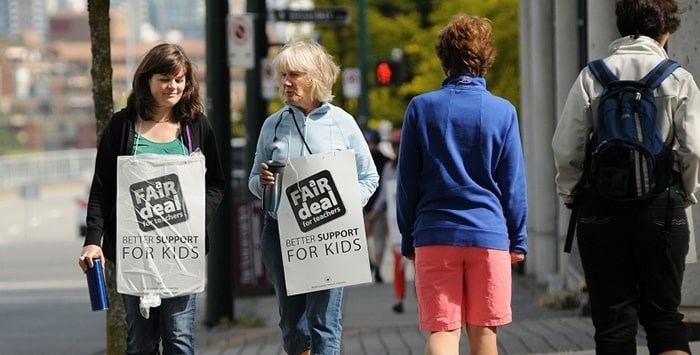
[88,0,114,140]
[376,0,521,129]
[87,1,126,354]
[312,0,520,131]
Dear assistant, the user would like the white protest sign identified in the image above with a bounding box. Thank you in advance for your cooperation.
[116,153,206,297]
[276,150,372,295]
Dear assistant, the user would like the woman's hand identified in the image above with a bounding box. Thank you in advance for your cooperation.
[510,252,525,264]
[259,162,274,187]
[78,245,105,273]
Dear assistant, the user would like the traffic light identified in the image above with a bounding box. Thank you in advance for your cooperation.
[375,60,401,86]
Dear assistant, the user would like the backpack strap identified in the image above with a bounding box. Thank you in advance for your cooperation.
[185,124,193,154]
[587,59,618,86]
[640,59,680,90]
[563,201,580,253]
[641,59,680,146]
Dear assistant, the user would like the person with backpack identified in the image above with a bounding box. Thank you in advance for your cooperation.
[552,1,700,354]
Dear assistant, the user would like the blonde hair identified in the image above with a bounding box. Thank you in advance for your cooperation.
[272,40,340,102]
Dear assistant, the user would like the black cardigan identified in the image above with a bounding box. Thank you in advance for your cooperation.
[83,107,226,262]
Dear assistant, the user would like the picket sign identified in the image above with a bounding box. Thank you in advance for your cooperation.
[276,150,372,295]
[116,152,206,298]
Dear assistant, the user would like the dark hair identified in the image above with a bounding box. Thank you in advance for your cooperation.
[126,43,203,121]
[435,14,496,77]
[615,0,681,39]
[364,130,380,145]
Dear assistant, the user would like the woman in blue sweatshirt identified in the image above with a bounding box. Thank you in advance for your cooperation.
[248,40,378,355]
[396,15,528,355]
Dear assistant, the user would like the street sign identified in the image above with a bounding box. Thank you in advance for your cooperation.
[271,7,350,26]
[228,14,254,69]
[343,68,361,98]
[261,58,277,100]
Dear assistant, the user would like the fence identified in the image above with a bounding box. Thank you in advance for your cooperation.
[0,149,96,189]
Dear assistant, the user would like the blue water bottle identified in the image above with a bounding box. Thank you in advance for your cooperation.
[86,257,109,311]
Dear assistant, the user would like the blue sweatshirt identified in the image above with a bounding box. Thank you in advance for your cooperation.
[396,74,528,257]
[248,102,379,211]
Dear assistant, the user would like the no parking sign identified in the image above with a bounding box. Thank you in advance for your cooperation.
[261,58,277,99]
[228,14,254,69]
[343,68,360,98]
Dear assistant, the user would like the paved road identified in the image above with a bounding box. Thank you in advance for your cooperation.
[0,181,105,355]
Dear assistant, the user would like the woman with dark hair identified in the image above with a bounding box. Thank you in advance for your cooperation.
[77,43,225,354]
[553,1,700,354]
[397,14,527,355]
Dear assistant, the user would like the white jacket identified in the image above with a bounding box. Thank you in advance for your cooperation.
[553,35,700,204]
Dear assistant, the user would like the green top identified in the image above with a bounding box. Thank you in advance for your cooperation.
[133,133,188,156]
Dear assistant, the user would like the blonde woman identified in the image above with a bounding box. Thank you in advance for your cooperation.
[248,40,379,355]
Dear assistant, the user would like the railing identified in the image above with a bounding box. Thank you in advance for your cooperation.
[0,149,96,189]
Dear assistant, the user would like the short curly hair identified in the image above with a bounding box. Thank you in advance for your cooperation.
[615,0,681,39]
[435,14,496,77]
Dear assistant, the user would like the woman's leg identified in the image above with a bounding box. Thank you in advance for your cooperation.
[461,248,511,355]
[577,194,639,354]
[414,246,466,355]
[159,294,196,355]
[122,294,160,355]
[305,287,344,355]
[260,215,310,354]
[373,211,388,282]
[425,329,461,355]
[466,325,498,355]
[638,192,690,355]
[392,248,406,312]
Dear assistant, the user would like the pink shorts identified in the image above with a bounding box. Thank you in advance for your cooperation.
[414,245,512,331]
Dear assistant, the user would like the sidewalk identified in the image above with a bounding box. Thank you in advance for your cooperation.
[193,272,700,354]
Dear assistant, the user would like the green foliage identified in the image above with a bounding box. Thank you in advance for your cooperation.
[0,128,24,154]
[314,0,520,130]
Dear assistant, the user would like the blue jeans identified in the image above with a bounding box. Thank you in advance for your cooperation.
[261,215,344,355]
[122,293,196,355]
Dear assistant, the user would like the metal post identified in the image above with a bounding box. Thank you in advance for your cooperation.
[357,0,370,129]
[246,0,269,158]
[205,0,233,326]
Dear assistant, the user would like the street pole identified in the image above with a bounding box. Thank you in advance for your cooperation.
[358,0,370,130]
[205,0,233,326]
[246,0,269,153]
